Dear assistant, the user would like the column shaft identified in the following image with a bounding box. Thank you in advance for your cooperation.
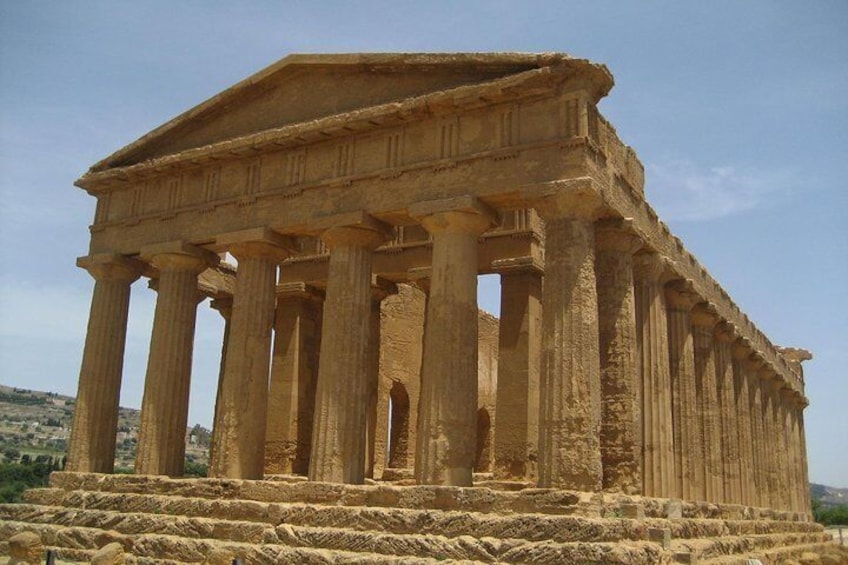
[666,284,701,501]
[208,297,232,467]
[535,192,603,491]
[634,254,676,498]
[310,223,386,484]
[67,255,141,473]
[264,286,322,475]
[136,247,214,476]
[414,207,492,486]
[692,307,722,503]
[492,269,542,481]
[715,328,740,503]
[760,373,779,509]
[732,343,755,506]
[747,365,768,507]
[595,223,641,493]
[797,402,811,516]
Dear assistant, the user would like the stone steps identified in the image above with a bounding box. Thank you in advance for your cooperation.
[0,517,672,564]
[699,541,848,565]
[670,531,833,562]
[0,520,481,564]
[0,472,836,564]
[20,487,823,543]
[0,504,671,564]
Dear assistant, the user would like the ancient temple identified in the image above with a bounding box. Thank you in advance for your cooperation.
[5,53,840,564]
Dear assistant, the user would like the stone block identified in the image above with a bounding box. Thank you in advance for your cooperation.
[648,527,671,549]
[666,499,683,519]
[619,502,645,519]
[8,531,44,565]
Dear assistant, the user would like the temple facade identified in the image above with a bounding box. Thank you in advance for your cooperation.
[67,53,811,516]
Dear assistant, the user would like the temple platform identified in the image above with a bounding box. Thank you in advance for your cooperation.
[1,472,844,564]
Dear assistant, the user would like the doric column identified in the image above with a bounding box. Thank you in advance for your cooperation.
[633,252,676,499]
[412,196,496,487]
[746,356,769,508]
[309,212,390,484]
[365,278,396,479]
[594,219,642,493]
[714,323,741,504]
[758,365,780,509]
[779,387,799,512]
[208,296,232,466]
[768,377,790,510]
[665,281,701,501]
[492,266,542,481]
[67,254,143,473]
[136,242,218,476]
[264,283,323,476]
[523,181,604,491]
[691,303,722,503]
[209,229,292,479]
[797,396,812,516]
[731,339,756,506]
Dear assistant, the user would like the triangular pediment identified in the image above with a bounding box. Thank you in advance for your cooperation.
[92,53,565,172]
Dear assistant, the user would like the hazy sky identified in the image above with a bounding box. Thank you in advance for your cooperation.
[1,2,846,486]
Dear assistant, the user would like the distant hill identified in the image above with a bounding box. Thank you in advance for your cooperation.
[811,483,848,508]
[0,383,209,470]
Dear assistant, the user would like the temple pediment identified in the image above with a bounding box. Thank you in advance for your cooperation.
[91,53,606,172]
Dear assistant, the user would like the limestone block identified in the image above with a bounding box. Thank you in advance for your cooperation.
[90,543,125,565]
[666,499,683,519]
[648,527,671,549]
[202,548,236,565]
[7,532,43,565]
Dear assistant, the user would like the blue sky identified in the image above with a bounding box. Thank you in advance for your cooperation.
[1,2,846,486]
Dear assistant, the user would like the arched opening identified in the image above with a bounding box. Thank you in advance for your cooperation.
[475,407,492,473]
[387,382,410,468]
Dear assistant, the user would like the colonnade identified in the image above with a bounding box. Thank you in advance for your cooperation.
[66,191,810,514]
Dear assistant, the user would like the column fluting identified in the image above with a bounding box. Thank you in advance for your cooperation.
[136,244,217,476]
[413,199,495,486]
[210,232,291,479]
[530,185,603,491]
[67,254,142,473]
[492,268,542,481]
[665,282,701,501]
[595,220,642,493]
[309,220,388,484]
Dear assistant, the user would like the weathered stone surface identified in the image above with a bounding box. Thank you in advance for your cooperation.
[90,542,125,565]
[52,51,821,563]
[7,531,43,564]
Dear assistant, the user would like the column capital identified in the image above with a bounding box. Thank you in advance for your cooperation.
[410,195,498,235]
[758,363,778,383]
[714,321,736,343]
[691,302,719,328]
[664,279,700,310]
[521,177,604,221]
[731,338,753,361]
[312,211,392,251]
[140,241,219,274]
[490,256,544,276]
[217,228,294,263]
[77,253,144,283]
[632,252,670,283]
[276,281,325,303]
[594,218,642,253]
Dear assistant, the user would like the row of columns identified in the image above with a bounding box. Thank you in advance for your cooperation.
[67,189,810,514]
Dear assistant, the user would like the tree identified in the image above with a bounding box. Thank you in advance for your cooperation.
[3,448,20,463]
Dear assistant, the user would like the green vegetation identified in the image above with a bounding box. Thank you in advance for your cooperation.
[0,461,53,502]
[812,497,848,526]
